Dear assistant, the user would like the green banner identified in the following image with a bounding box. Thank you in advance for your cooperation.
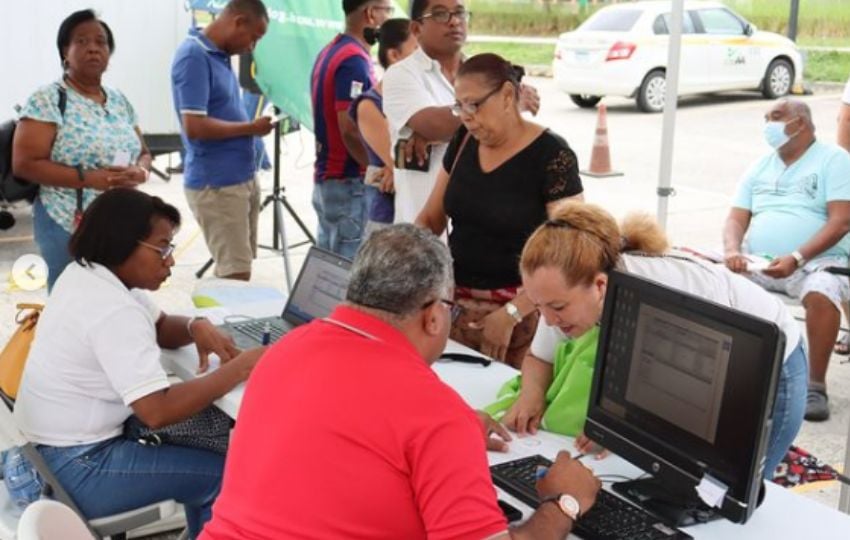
[253,1,344,132]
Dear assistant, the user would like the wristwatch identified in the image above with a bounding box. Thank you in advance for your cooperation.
[542,493,581,521]
[504,302,523,324]
[790,250,805,268]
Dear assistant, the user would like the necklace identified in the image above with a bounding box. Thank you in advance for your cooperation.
[64,75,106,105]
[322,317,381,342]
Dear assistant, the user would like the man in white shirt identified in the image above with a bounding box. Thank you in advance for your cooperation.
[382,0,539,223]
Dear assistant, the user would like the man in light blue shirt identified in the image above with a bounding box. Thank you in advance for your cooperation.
[171,0,272,280]
[724,99,850,422]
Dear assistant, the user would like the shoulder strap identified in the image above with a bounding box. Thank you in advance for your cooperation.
[55,84,82,216]
[449,131,472,177]
[57,85,67,117]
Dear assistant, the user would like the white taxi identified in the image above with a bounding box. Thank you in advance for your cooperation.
[552,1,804,112]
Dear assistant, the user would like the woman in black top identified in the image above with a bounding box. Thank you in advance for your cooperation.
[416,53,583,367]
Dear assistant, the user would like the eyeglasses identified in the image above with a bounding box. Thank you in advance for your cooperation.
[419,9,471,25]
[423,297,463,323]
[450,86,502,117]
[138,240,176,260]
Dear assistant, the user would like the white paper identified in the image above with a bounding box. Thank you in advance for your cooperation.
[695,474,728,508]
[111,150,131,167]
[745,254,772,272]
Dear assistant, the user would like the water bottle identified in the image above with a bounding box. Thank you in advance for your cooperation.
[1,447,42,516]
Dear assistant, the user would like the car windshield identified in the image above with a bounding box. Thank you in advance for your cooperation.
[581,9,642,32]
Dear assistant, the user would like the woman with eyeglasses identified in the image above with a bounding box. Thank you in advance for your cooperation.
[416,53,584,368]
[14,188,266,538]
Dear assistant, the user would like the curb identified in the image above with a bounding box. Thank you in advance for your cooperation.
[522,65,844,94]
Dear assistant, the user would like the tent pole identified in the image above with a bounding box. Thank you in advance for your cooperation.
[656,0,685,231]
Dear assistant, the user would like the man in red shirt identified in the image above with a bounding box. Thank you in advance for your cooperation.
[201,224,600,539]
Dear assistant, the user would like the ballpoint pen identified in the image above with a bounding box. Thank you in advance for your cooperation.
[261,321,271,346]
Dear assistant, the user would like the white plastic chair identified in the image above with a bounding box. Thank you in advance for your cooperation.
[0,402,181,539]
[17,499,94,540]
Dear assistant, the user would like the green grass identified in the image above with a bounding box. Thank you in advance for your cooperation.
[804,51,850,82]
[456,0,850,46]
[463,42,850,83]
[465,42,555,66]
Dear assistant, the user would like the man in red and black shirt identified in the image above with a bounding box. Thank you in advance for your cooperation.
[310,0,393,258]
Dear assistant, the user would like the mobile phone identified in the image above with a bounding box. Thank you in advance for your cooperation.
[270,113,287,125]
[364,165,384,187]
[497,499,523,522]
[111,150,131,167]
[394,138,430,172]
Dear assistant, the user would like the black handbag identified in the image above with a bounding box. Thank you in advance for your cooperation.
[0,85,67,204]
[123,406,234,455]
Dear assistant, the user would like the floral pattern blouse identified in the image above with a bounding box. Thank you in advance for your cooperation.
[19,80,141,232]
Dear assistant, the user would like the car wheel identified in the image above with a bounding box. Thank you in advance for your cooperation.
[762,58,794,99]
[569,94,602,108]
[637,70,666,113]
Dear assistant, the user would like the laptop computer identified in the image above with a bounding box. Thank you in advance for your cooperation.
[222,247,352,349]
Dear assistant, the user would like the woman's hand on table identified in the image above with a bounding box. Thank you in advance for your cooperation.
[468,307,516,361]
[192,319,240,373]
[476,410,512,452]
[502,391,546,436]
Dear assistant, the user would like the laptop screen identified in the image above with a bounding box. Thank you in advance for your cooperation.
[282,247,352,326]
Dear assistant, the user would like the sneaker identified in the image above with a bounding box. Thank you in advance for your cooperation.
[805,389,830,422]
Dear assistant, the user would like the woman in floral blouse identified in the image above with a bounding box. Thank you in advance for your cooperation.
[12,9,152,290]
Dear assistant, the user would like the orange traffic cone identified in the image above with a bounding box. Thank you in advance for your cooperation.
[581,104,622,178]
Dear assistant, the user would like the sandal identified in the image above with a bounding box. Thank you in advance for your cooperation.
[834,333,850,356]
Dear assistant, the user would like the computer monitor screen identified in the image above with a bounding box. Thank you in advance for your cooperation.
[585,270,785,524]
[283,247,351,325]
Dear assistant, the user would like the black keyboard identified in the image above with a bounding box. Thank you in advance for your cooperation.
[490,455,692,540]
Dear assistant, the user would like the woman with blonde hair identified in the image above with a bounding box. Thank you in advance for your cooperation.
[504,201,806,479]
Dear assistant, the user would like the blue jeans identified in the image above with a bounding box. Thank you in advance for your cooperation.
[32,196,72,292]
[38,438,224,539]
[311,177,367,260]
[764,341,807,480]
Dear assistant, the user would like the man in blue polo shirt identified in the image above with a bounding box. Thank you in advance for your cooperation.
[724,99,850,422]
[171,0,273,280]
[310,0,393,258]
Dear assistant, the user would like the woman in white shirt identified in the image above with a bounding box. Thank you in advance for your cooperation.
[14,188,265,538]
[507,201,806,480]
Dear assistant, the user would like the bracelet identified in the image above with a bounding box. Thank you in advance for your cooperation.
[790,250,805,267]
[186,316,207,339]
[505,302,524,324]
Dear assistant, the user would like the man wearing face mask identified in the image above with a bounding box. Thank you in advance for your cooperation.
[724,99,850,422]
[310,0,393,258]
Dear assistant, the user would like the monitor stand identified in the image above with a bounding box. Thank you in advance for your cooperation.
[611,477,722,527]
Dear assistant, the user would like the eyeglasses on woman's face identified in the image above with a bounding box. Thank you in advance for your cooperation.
[137,240,176,261]
[451,85,502,117]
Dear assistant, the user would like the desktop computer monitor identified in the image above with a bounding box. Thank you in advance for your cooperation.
[584,270,785,525]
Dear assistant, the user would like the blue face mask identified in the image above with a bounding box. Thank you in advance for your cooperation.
[763,120,790,149]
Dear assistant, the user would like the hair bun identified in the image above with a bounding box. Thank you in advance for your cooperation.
[510,64,525,84]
